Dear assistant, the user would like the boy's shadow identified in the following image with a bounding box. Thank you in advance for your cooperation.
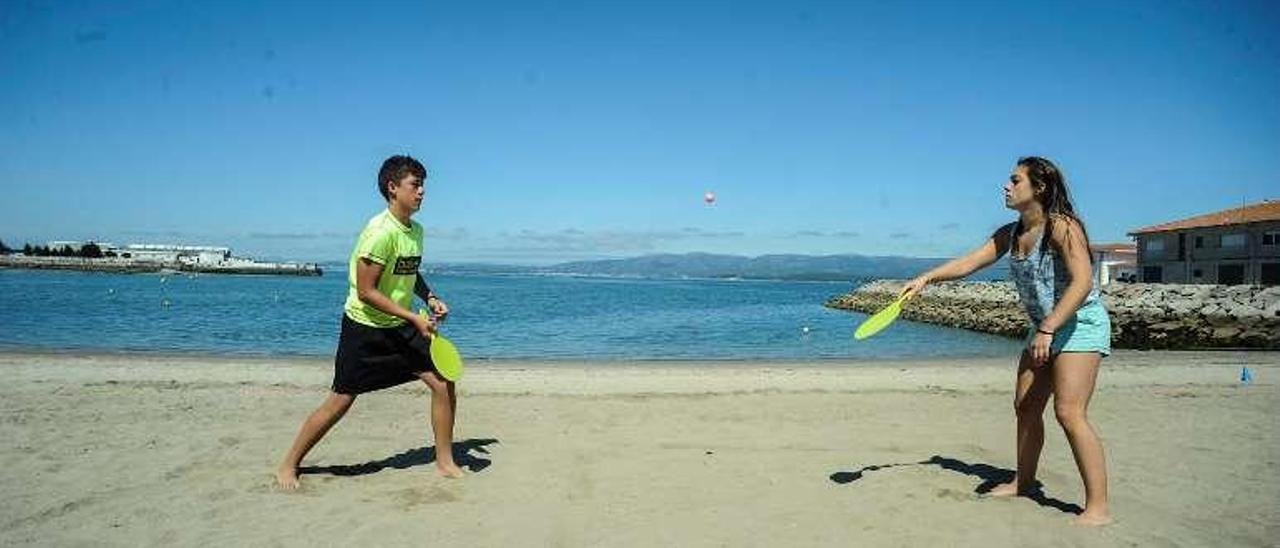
[300,438,499,477]
[829,455,1083,515]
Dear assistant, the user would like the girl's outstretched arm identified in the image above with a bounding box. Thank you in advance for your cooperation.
[900,223,1015,299]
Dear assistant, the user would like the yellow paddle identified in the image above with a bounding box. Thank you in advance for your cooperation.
[419,309,464,381]
[853,293,910,340]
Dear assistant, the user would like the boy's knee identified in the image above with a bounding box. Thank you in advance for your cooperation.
[420,372,449,392]
[326,393,356,411]
[1014,399,1042,419]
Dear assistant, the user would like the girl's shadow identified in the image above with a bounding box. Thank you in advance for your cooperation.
[300,438,499,477]
[829,454,1083,515]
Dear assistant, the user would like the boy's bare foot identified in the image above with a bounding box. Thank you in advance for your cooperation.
[436,463,465,479]
[1071,511,1113,527]
[985,481,1022,497]
[275,467,301,490]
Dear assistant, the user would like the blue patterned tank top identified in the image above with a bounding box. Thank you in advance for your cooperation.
[1007,220,1101,324]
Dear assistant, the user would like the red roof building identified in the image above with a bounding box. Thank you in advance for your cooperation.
[1127,200,1280,285]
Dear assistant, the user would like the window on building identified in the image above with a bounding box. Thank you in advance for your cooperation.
[1194,235,1204,248]
[1219,264,1246,285]
[1145,239,1164,252]
[1263,231,1280,246]
[1262,263,1279,285]
[1193,269,1203,278]
[1222,233,1246,248]
[1143,266,1163,283]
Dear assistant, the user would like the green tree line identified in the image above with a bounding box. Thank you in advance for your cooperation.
[0,240,110,258]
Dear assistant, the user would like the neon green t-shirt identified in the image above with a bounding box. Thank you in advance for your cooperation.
[344,209,424,328]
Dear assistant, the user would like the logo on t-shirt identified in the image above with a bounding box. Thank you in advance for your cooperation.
[393,256,421,275]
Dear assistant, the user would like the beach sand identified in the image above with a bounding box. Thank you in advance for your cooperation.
[1,350,1277,547]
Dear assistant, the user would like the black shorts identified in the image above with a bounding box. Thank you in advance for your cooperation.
[332,314,436,395]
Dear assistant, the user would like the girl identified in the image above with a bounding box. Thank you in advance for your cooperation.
[901,156,1112,526]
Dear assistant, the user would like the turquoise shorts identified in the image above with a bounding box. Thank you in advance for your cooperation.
[1025,300,1112,357]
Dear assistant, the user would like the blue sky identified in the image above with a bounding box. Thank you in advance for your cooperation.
[2,0,1277,264]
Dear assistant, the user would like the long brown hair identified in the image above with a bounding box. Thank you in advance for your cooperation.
[1018,156,1091,258]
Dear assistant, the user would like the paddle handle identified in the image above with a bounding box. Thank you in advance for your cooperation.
[416,309,440,340]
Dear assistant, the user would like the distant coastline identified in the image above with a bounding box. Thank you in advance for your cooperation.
[0,255,321,276]
[420,252,1009,283]
[0,241,321,277]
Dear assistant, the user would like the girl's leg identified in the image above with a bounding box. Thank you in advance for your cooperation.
[989,351,1054,496]
[1051,351,1111,526]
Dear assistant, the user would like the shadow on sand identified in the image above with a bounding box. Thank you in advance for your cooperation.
[829,454,1082,515]
[300,438,500,477]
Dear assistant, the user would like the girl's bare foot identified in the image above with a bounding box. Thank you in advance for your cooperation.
[1072,510,1113,527]
[436,463,465,479]
[275,467,301,490]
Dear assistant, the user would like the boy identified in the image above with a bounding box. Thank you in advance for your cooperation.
[276,154,461,489]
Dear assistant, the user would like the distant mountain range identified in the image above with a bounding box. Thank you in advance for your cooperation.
[423,253,1008,282]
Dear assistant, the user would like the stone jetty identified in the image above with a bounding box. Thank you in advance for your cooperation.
[826,280,1280,349]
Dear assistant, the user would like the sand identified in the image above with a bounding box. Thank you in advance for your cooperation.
[1,350,1277,547]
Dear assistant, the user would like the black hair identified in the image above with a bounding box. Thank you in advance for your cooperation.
[377,155,426,200]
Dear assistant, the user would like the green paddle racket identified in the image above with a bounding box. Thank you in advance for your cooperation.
[419,309,464,381]
[854,293,910,340]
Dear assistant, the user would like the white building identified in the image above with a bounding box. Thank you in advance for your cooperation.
[1091,243,1137,285]
[120,244,231,264]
